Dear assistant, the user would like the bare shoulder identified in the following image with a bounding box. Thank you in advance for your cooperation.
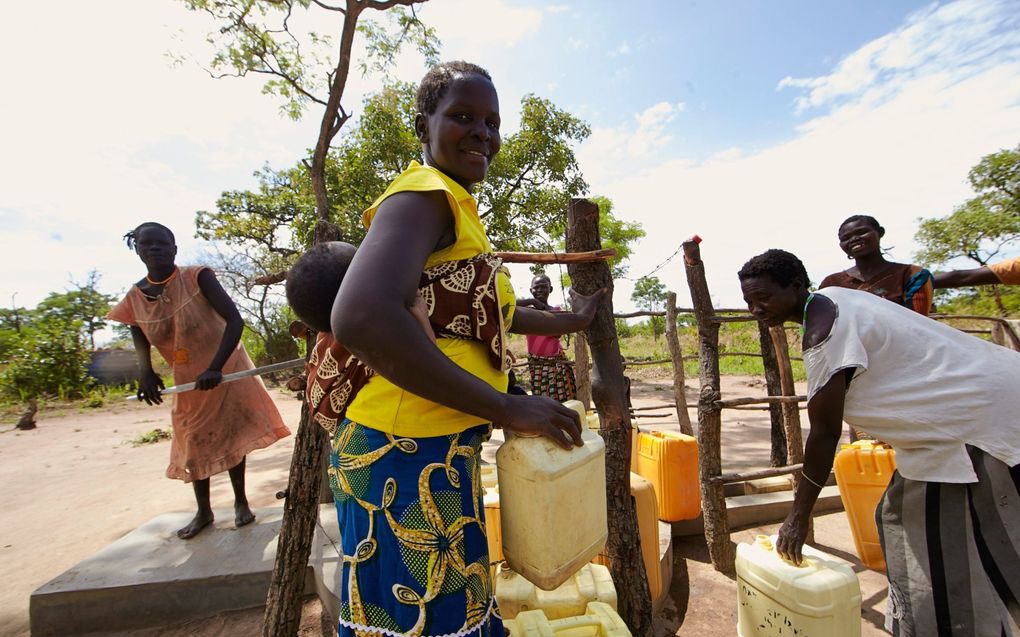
[802,294,836,350]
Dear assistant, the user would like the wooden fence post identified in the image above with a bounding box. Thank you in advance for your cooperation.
[757,322,787,467]
[768,325,812,543]
[567,198,653,636]
[574,332,593,411]
[681,239,734,574]
[665,292,693,435]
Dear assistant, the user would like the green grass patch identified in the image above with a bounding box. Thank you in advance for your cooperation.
[132,428,172,446]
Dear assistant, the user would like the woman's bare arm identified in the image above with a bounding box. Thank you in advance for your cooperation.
[332,190,582,448]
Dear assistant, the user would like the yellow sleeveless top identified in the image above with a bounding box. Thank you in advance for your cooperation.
[345,161,515,436]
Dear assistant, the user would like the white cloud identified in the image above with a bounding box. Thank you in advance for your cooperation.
[577,101,686,184]
[777,0,1020,113]
[583,0,1020,309]
[416,0,543,49]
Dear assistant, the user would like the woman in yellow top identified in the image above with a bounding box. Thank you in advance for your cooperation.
[330,61,603,637]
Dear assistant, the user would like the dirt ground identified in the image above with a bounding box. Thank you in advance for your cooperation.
[0,375,888,636]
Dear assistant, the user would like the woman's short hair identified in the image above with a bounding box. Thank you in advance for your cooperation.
[285,242,356,334]
[415,61,492,116]
[737,249,809,288]
[839,214,883,234]
[123,222,175,250]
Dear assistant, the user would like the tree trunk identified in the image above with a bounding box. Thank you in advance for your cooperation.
[263,396,328,636]
[665,292,693,435]
[757,322,787,467]
[682,239,735,574]
[573,331,592,411]
[566,199,653,637]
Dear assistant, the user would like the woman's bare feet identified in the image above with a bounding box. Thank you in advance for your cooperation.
[235,500,256,528]
[177,509,214,539]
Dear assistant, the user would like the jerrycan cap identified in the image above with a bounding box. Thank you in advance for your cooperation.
[756,534,810,568]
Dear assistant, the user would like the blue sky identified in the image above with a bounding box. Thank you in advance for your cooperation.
[2,0,1019,319]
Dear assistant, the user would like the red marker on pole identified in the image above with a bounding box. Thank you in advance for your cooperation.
[690,234,702,244]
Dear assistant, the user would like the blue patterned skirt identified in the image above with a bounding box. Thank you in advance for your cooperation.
[329,419,503,637]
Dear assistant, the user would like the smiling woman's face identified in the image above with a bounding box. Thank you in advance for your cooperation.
[416,73,501,191]
[837,219,882,259]
[740,274,802,326]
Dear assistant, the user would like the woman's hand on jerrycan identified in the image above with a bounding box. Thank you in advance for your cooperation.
[569,287,608,326]
[500,394,584,450]
[776,510,810,566]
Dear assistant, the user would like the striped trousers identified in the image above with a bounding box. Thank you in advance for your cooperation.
[877,447,1020,636]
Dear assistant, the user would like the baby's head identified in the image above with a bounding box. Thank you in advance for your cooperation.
[285,241,358,334]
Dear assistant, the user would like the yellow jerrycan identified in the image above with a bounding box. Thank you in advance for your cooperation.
[496,400,607,590]
[633,430,701,521]
[504,601,632,637]
[592,472,665,610]
[832,440,896,572]
[494,562,617,621]
[736,535,861,637]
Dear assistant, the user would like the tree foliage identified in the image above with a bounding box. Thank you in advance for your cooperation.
[915,143,1020,316]
[198,83,634,272]
[631,275,667,340]
[0,272,115,400]
[916,143,1020,268]
[180,0,438,225]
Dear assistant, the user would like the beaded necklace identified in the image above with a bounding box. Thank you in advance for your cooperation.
[799,292,815,337]
[146,266,178,286]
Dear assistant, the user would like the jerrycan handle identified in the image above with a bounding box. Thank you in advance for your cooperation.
[756,534,810,569]
[548,615,605,635]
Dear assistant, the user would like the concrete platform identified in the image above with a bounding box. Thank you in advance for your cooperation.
[29,507,323,636]
[671,484,844,536]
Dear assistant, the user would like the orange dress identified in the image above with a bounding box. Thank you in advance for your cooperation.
[108,266,290,482]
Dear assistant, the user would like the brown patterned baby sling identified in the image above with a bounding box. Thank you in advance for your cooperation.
[306,253,511,435]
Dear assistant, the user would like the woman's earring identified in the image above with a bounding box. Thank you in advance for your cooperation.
[847,254,855,260]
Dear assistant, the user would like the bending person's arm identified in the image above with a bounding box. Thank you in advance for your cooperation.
[776,294,846,565]
[195,268,244,390]
[332,190,582,448]
[934,266,999,289]
[776,370,847,565]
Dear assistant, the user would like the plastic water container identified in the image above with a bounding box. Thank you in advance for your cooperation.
[584,411,639,472]
[592,472,665,610]
[832,440,896,572]
[736,535,861,637]
[634,430,701,521]
[497,400,608,590]
[483,488,503,565]
[504,601,632,637]
[495,563,617,621]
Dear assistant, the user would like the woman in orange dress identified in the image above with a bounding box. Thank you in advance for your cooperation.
[820,215,934,315]
[108,222,290,539]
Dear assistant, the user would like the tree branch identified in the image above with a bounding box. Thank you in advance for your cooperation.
[311,0,347,11]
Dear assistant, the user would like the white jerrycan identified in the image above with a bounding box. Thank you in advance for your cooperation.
[496,400,608,591]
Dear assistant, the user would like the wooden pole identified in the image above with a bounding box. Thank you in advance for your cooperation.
[757,321,788,467]
[768,325,812,543]
[264,331,329,635]
[665,292,693,435]
[681,239,734,574]
[574,331,593,411]
[567,198,653,636]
